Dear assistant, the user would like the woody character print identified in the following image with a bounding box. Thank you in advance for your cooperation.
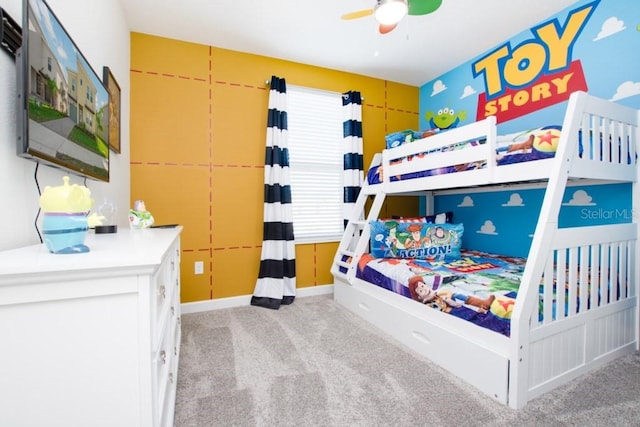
[408,275,495,314]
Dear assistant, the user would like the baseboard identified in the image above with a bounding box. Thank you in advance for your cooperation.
[180,284,334,314]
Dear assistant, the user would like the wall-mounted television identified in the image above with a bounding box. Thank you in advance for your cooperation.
[16,0,109,182]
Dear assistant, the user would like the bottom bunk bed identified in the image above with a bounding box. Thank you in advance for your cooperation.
[331,91,640,409]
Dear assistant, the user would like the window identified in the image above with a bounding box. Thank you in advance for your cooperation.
[287,86,344,244]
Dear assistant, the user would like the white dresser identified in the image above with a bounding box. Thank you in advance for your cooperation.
[0,227,182,427]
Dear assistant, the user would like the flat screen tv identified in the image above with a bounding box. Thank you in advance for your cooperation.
[16,0,109,182]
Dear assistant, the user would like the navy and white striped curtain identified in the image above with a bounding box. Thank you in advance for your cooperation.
[342,91,364,227]
[251,76,296,310]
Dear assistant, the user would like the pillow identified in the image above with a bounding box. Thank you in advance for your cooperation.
[385,130,415,149]
[369,220,463,260]
[496,125,561,165]
[385,128,440,149]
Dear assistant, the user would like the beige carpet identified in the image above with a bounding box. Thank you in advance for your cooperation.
[175,294,640,426]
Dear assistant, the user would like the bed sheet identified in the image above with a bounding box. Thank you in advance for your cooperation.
[368,126,561,185]
[355,250,528,337]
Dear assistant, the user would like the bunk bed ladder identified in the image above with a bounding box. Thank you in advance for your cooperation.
[331,177,386,283]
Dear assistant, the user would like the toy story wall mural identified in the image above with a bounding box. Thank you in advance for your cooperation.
[417,0,639,256]
[420,0,639,133]
[434,183,633,258]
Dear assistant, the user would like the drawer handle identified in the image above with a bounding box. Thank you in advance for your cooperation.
[160,350,167,364]
[171,306,175,316]
[159,285,166,300]
[169,373,174,384]
[174,346,178,356]
[171,260,175,271]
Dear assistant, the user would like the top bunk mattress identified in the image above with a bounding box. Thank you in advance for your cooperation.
[367,114,636,187]
[368,125,563,185]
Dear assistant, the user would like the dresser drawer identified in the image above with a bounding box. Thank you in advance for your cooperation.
[171,291,181,365]
[153,315,175,425]
[160,315,181,427]
[151,243,180,349]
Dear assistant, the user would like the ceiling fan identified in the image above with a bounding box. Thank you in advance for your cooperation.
[342,0,443,34]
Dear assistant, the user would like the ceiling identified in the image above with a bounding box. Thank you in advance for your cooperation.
[120,0,579,87]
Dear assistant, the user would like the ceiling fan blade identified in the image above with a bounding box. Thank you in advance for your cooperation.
[341,9,374,20]
[408,0,443,16]
[379,23,398,34]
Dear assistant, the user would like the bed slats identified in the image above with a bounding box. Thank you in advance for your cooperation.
[570,101,637,181]
[534,224,636,326]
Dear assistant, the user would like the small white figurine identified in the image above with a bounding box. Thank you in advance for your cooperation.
[128,199,155,229]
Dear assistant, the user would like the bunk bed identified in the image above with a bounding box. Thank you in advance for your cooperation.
[331,91,640,409]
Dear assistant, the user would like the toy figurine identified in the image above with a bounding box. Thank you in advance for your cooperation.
[128,200,155,229]
[39,176,94,253]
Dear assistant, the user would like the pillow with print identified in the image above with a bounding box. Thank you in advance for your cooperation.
[369,220,463,260]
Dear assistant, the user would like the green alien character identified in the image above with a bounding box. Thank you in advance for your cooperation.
[425,106,467,130]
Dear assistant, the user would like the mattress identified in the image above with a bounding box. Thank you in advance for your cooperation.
[368,125,562,184]
[354,250,528,337]
[369,125,635,185]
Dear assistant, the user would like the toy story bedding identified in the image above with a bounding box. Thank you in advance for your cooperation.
[369,124,635,185]
[367,125,562,185]
[354,249,527,337]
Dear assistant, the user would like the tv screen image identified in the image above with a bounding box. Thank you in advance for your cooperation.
[17,0,109,182]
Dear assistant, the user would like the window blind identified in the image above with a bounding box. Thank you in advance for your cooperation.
[287,85,344,243]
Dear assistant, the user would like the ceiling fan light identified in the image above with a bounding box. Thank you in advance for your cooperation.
[374,0,408,26]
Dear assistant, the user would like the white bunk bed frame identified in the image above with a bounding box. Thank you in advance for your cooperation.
[331,91,640,409]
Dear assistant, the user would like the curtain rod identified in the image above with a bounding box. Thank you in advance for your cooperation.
[265,80,364,100]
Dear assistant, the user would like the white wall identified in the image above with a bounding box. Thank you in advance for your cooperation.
[0,0,130,251]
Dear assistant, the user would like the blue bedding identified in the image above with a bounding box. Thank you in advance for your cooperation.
[368,126,561,184]
[354,250,528,337]
[369,125,634,185]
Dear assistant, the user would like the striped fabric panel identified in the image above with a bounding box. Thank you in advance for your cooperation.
[251,76,297,310]
[342,91,364,228]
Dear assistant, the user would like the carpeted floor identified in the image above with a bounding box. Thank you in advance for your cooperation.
[174,294,640,426]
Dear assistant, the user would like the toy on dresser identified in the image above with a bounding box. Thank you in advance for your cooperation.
[39,176,94,254]
[128,200,155,229]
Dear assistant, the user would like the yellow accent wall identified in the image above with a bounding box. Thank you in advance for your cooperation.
[130,32,419,303]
